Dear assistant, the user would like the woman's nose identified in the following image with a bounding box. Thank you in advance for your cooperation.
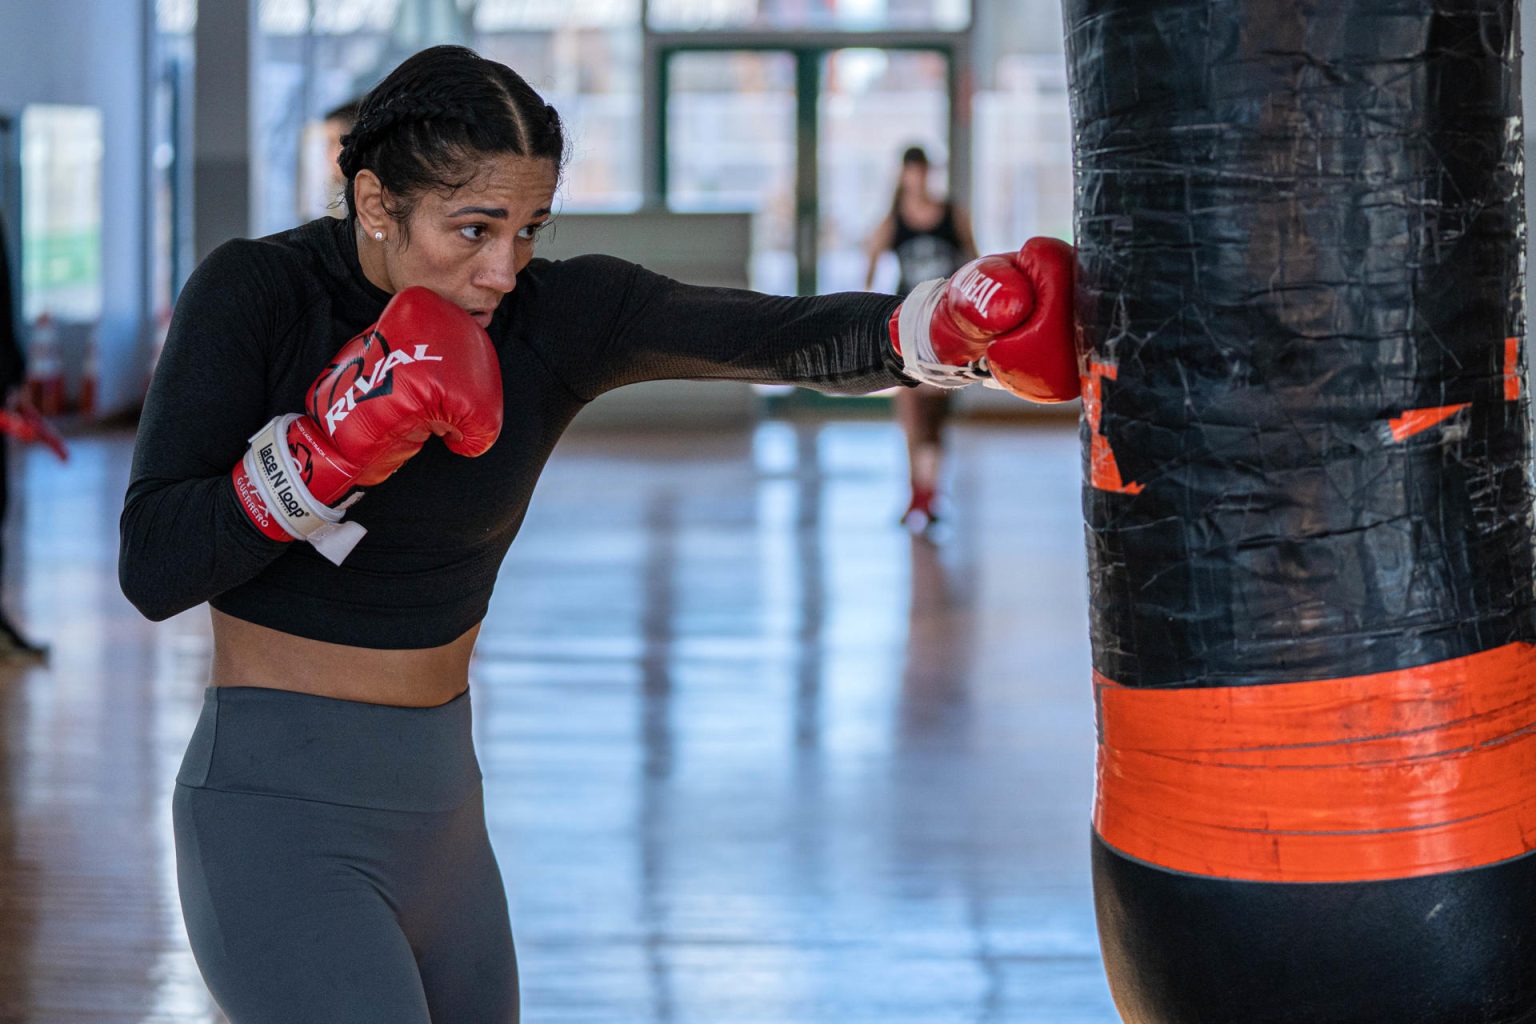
[475,251,519,294]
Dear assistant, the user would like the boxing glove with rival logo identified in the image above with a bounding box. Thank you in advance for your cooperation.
[889,236,1079,403]
[231,286,503,565]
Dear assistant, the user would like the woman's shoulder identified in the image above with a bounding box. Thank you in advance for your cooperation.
[521,252,639,284]
[511,253,644,312]
[175,224,338,348]
[497,254,659,358]
[197,231,317,288]
[185,222,336,313]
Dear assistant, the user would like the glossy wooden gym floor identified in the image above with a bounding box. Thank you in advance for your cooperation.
[0,413,1117,1023]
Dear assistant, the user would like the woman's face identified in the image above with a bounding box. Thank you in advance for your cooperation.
[359,153,559,328]
[900,161,929,196]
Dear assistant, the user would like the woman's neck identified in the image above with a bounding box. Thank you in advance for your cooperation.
[354,223,394,294]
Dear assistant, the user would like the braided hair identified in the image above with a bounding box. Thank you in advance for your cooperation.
[339,45,567,240]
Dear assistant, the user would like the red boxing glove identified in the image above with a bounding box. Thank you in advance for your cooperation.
[231,287,504,564]
[0,405,68,461]
[889,236,1079,403]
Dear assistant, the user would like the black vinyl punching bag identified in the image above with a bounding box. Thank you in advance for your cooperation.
[1064,2,1536,1021]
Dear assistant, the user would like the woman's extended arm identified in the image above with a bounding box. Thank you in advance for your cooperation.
[522,255,910,401]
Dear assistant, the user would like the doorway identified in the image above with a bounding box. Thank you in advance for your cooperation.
[660,43,956,298]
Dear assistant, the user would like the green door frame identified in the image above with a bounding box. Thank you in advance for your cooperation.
[648,31,969,297]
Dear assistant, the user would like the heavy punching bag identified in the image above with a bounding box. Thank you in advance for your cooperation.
[1065,1,1536,1021]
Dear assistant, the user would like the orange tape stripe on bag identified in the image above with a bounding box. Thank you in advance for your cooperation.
[1387,403,1469,442]
[1094,642,1536,883]
[1083,361,1144,495]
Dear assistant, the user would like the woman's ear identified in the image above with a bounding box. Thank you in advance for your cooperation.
[353,170,389,237]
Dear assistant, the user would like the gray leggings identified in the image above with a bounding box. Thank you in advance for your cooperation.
[172,686,517,1023]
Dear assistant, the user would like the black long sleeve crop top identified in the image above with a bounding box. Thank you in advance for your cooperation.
[119,216,907,648]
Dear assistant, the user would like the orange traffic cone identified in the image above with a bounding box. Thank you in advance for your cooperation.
[26,312,63,417]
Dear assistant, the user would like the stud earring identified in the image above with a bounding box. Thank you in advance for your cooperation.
[373,231,385,241]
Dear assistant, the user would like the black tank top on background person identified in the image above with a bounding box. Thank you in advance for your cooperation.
[892,203,964,296]
[119,216,907,650]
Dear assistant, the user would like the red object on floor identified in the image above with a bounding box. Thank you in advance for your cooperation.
[0,407,68,461]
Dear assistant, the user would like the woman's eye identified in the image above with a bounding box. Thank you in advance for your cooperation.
[459,224,486,241]
[518,222,547,241]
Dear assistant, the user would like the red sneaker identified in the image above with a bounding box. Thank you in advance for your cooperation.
[901,487,938,531]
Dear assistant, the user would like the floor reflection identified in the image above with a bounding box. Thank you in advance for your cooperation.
[0,417,1112,1023]
[0,440,225,1022]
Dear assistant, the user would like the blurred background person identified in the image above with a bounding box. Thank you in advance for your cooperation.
[296,97,361,221]
[321,98,361,209]
[0,210,46,659]
[864,145,978,533]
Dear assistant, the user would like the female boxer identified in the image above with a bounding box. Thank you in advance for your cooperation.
[864,145,979,531]
[120,44,1069,1023]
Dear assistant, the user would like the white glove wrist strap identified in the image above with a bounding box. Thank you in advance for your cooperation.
[242,414,368,566]
[897,278,993,390]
